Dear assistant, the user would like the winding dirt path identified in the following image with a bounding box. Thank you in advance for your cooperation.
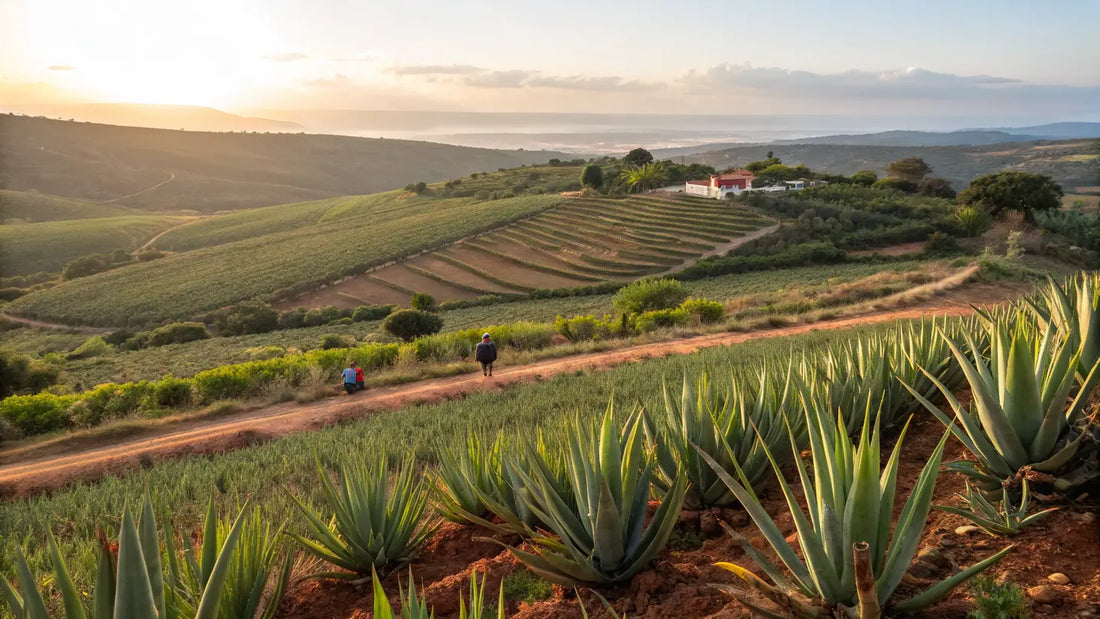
[0,281,1023,499]
[104,172,175,204]
[0,312,108,333]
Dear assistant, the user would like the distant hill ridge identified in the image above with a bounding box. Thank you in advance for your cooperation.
[0,115,569,212]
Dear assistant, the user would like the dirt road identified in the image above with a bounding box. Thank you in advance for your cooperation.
[0,282,1019,498]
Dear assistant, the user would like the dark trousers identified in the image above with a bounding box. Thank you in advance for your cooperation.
[481,362,493,375]
[344,383,357,394]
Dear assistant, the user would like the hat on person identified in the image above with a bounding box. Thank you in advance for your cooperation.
[482,333,491,339]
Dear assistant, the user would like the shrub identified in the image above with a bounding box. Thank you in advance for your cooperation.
[302,309,325,327]
[278,307,308,329]
[146,322,209,347]
[924,231,961,255]
[410,292,437,312]
[612,278,689,314]
[68,335,112,359]
[952,205,993,237]
[320,334,355,350]
[474,190,491,201]
[554,315,614,342]
[0,348,60,397]
[319,305,349,324]
[0,393,76,435]
[382,309,444,342]
[103,329,135,347]
[212,298,280,336]
[154,376,193,408]
[679,298,725,324]
[967,576,1027,619]
[245,345,286,361]
[136,250,164,262]
[412,322,555,361]
[633,308,689,333]
[580,164,604,189]
[872,177,918,193]
[0,287,25,301]
[82,381,156,423]
[352,304,395,322]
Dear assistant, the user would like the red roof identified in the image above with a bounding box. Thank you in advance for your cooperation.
[686,180,710,185]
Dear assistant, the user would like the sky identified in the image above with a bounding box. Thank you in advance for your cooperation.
[2,0,1099,119]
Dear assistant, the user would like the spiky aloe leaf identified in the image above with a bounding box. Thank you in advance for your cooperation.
[115,510,159,619]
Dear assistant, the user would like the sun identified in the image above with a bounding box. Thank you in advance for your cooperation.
[19,0,276,107]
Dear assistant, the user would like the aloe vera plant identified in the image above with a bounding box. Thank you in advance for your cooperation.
[2,493,250,619]
[906,315,1100,493]
[505,403,687,586]
[647,369,795,509]
[699,400,1010,617]
[291,455,436,577]
[935,479,1057,536]
[165,496,293,619]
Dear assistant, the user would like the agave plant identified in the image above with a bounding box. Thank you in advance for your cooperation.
[290,454,436,578]
[699,399,1010,617]
[935,479,1057,537]
[504,403,687,586]
[370,568,505,619]
[2,493,250,619]
[434,434,503,526]
[646,369,795,509]
[1026,273,1100,375]
[165,495,293,619]
[906,315,1100,494]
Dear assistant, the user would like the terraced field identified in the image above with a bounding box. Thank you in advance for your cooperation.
[284,194,772,307]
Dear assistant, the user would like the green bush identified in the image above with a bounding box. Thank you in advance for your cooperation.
[633,308,689,333]
[412,322,555,361]
[612,278,689,314]
[303,309,325,327]
[319,305,349,324]
[0,393,77,435]
[245,346,286,361]
[154,376,193,408]
[103,329,135,347]
[211,298,280,336]
[136,250,165,262]
[0,287,25,301]
[474,190,491,201]
[554,315,613,342]
[411,292,437,312]
[0,347,60,397]
[145,322,209,347]
[352,304,396,322]
[81,381,156,424]
[967,576,1027,619]
[383,309,444,342]
[320,334,355,350]
[68,335,112,359]
[679,298,725,324]
[924,231,961,255]
[277,307,308,329]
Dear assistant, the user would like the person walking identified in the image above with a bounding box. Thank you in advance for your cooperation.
[475,332,497,377]
[342,362,359,394]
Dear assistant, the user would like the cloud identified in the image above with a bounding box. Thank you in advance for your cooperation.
[392,64,482,76]
[525,75,663,92]
[47,65,77,71]
[391,64,660,91]
[304,73,352,88]
[463,70,536,88]
[679,63,1028,99]
[262,52,309,62]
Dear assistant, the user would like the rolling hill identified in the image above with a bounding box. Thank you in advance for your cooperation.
[673,139,1099,192]
[0,115,569,212]
[0,189,138,223]
[0,103,303,133]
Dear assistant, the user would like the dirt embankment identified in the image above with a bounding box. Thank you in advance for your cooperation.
[0,281,1020,499]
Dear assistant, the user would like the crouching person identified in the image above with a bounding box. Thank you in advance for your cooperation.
[342,362,359,394]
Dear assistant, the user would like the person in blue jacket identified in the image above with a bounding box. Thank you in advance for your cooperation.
[342,362,359,394]
[475,333,497,377]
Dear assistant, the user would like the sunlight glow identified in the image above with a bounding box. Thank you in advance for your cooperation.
[20,0,275,106]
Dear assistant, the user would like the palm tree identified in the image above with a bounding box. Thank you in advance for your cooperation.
[620,162,666,193]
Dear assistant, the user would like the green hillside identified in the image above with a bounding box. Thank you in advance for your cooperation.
[0,214,182,276]
[5,194,566,326]
[0,189,138,223]
[679,139,1099,191]
[0,115,569,213]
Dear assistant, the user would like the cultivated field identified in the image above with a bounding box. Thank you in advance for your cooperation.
[5,194,567,326]
[283,194,772,307]
[0,189,136,223]
[0,213,182,275]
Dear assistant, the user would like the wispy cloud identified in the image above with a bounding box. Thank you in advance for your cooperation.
[525,75,663,92]
[47,65,77,71]
[392,64,482,76]
[262,52,309,62]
